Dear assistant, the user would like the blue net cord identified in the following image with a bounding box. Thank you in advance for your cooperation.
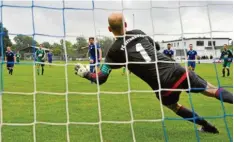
[206,3,232,141]
[0,1,4,141]
[213,62,233,141]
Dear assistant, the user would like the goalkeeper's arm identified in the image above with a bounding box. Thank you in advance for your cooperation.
[83,64,112,85]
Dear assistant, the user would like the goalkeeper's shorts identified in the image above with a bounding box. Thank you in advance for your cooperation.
[156,70,207,106]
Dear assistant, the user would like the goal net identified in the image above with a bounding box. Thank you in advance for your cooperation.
[0,1,233,142]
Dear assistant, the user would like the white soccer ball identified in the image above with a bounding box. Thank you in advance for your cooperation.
[84,64,90,72]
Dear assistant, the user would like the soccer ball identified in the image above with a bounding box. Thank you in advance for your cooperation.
[84,64,90,71]
[74,63,89,72]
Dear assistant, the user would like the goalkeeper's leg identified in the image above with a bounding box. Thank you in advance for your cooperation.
[185,71,233,104]
[201,82,233,104]
[166,103,219,134]
[157,92,219,134]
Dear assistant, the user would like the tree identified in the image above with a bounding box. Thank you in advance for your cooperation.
[60,39,73,50]
[13,34,38,51]
[41,42,51,49]
[0,23,12,56]
[60,39,76,57]
[99,37,114,57]
[51,43,62,56]
[76,36,88,49]
[75,36,88,57]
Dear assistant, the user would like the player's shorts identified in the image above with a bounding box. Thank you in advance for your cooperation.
[156,68,207,106]
[223,60,232,68]
[188,61,196,69]
[6,62,14,68]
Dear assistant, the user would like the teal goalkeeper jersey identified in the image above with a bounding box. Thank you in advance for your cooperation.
[220,49,233,62]
[36,49,46,62]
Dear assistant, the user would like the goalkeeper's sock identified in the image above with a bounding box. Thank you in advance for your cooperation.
[176,106,210,127]
[222,68,225,77]
[215,88,233,104]
[42,67,44,75]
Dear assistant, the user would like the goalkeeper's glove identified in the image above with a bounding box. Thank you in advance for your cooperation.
[74,63,89,77]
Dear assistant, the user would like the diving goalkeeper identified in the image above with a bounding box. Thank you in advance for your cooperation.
[75,13,233,134]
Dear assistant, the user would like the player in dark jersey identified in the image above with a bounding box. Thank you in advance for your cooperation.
[5,46,16,75]
[47,50,53,67]
[163,43,174,59]
[75,13,233,134]
[187,44,197,71]
[219,44,233,77]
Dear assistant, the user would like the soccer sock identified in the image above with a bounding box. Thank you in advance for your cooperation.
[222,68,225,76]
[10,69,13,75]
[215,88,233,104]
[122,67,126,74]
[176,106,210,127]
[37,68,40,75]
[42,67,44,75]
[226,68,230,76]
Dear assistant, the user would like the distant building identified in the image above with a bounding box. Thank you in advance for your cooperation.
[19,46,50,60]
[19,46,50,53]
[161,37,232,58]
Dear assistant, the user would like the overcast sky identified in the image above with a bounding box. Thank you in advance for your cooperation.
[1,0,233,44]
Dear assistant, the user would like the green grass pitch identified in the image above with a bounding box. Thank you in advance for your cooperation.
[0,61,233,142]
